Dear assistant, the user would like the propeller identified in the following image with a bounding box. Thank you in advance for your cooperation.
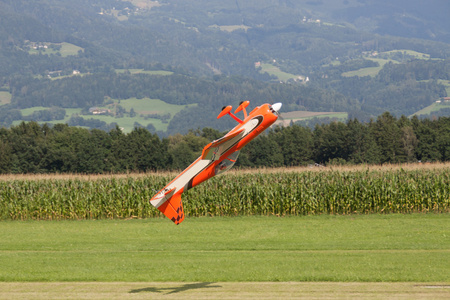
[270,102,285,126]
[271,102,282,113]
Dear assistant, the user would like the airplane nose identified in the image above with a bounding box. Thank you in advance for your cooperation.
[271,102,282,112]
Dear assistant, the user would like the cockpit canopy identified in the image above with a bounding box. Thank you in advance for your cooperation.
[215,151,240,175]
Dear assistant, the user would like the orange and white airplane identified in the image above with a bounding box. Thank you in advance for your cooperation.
[150,101,282,224]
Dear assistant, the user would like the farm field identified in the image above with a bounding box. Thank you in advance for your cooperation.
[14,98,197,133]
[410,79,450,116]
[127,0,161,9]
[28,42,84,57]
[412,101,450,117]
[209,24,251,32]
[258,63,305,82]
[341,49,434,78]
[0,164,449,298]
[0,91,11,105]
[382,49,431,60]
[341,57,396,78]
[1,162,449,220]
[438,79,450,96]
[115,69,174,76]
[276,110,348,126]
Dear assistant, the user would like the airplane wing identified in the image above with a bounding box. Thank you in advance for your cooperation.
[201,129,244,160]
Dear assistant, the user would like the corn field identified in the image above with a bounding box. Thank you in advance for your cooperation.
[1,166,449,220]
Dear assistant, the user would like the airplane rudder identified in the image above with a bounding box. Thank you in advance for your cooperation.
[156,193,185,225]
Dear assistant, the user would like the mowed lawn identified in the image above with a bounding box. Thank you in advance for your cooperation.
[0,214,449,282]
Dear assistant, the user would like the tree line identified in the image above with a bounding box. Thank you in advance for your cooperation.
[1,113,449,174]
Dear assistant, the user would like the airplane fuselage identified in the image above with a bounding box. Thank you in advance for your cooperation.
[187,104,278,189]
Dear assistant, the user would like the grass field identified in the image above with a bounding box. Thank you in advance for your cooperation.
[276,110,348,126]
[0,214,449,298]
[412,102,450,117]
[259,63,304,82]
[90,98,197,132]
[438,79,450,96]
[382,50,431,60]
[15,99,197,133]
[28,42,84,57]
[341,49,441,78]
[409,79,450,117]
[341,57,396,78]
[127,0,161,9]
[115,69,173,76]
[209,24,251,32]
[0,215,448,282]
[0,91,11,105]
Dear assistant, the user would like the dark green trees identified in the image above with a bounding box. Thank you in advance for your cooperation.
[0,114,449,174]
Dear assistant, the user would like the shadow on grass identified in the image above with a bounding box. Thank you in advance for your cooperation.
[129,282,222,295]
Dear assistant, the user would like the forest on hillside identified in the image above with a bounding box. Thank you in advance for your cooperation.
[0,57,448,134]
[0,0,449,135]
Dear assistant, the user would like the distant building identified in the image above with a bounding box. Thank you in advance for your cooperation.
[89,107,110,115]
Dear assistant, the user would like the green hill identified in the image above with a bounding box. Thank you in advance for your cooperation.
[0,0,449,132]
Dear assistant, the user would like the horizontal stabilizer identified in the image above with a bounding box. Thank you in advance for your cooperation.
[234,100,250,116]
[217,105,243,123]
[217,106,232,119]
[157,192,185,225]
[201,129,244,160]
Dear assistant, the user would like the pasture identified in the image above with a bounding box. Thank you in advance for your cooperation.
[258,63,304,82]
[341,49,434,78]
[15,98,197,133]
[209,24,251,32]
[341,57,395,78]
[438,79,450,96]
[28,42,84,57]
[276,110,348,126]
[0,91,11,105]
[412,101,450,117]
[115,69,174,76]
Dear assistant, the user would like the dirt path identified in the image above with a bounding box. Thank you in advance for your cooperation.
[1,282,449,299]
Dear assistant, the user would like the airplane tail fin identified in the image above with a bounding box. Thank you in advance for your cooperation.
[156,192,185,225]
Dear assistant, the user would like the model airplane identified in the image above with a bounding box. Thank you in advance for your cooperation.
[150,101,282,224]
